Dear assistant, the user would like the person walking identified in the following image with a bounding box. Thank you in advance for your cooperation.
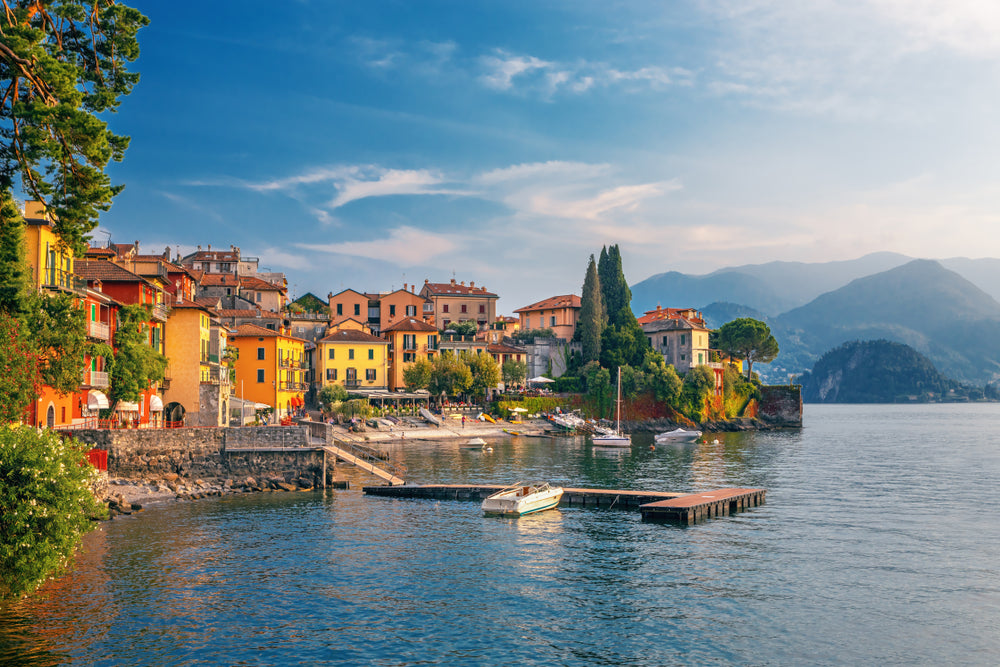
[462,415,466,429]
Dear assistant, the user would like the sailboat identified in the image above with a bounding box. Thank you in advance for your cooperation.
[592,367,631,447]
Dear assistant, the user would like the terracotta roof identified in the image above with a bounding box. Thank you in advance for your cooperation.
[85,245,116,258]
[422,280,498,298]
[230,323,308,343]
[188,269,205,282]
[382,317,439,333]
[74,259,152,285]
[487,343,524,354]
[640,317,707,333]
[513,294,581,313]
[637,306,705,326]
[329,288,368,300]
[194,296,222,309]
[199,273,239,287]
[182,249,240,262]
[217,308,282,319]
[240,275,284,291]
[318,329,388,345]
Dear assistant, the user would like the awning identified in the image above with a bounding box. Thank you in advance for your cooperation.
[116,401,140,412]
[87,390,109,411]
[528,376,555,383]
[149,395,164,412]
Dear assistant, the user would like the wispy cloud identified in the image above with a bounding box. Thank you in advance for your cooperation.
[301,226,459,265]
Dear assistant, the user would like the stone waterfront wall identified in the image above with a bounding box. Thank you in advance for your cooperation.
[758,385,803,426]
[68,425,325,484]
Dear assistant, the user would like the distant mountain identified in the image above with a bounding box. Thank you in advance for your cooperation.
[700,302,770,330]
[630,252,1000,317]
[774,260,1000,384]
[798,340,964,403]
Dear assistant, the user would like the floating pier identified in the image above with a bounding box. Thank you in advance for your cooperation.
[639,488,766,524]
[362,484,765,524]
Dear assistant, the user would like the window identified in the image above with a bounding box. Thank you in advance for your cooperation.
[550,316,556,327]
[461,304,467,313]
[257,369,265,382]
[662,336,668,346]
[443,304,449,313]
[698,353,704,364]
[348,349,354,360]
[681,334,686,345]
[255,292,261,302]
[257,347,265,360]
[403,352,415,362]
[337,304,343,316]
[366,369,376,381]
[368,348,374,360]
[525,317,531,328]
[479,305,485,314]
[403,334,416,350]
[326,368,337,381]
[354,304,360,316]
[406,305,416,316]
[328,349,335,360]
[443,319,450,327]
[389,304,396,317]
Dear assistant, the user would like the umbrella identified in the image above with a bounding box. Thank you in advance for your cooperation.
[528,376,554,383]
[510,407,528,412]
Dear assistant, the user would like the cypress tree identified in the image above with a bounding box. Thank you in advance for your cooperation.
[0,194,32,318]
[579,254,604,363]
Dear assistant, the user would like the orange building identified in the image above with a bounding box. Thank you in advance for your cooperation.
[382,317,439,390]
[228,323,307,419]
[419,278,498,330]
[513,294,581,341]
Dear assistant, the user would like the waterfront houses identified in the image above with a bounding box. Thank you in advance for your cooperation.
[228,323,307,420]
[163,299,231,426]
[639,306,713,373]
[382,317,439,391]
[513,294,581,341]
[419,278,498,330]
[316,328,390,392]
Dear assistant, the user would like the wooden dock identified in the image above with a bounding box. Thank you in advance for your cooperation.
[323,445,405,486]
[639,488,766,524]
[362,484,765,523]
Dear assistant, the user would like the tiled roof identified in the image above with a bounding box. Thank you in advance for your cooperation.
[640,317,706,332]
[217,308,281,319]
[422,280,498,297]
[183,249,240,262]
[240,275,284,291]
[487,343,524,354]
[85,245,116,257]
[74,259,151,285]
[513,294,581,313]
[230,323,308,343]
[382,317,438,333]
[318,329,388,344]
[637,306,705,326]
[199,273,239,287]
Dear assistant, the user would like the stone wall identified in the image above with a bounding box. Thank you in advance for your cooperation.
[759,385,803,426]
[68,425,325,484]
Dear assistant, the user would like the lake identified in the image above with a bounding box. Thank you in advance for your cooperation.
[1,404,998,665]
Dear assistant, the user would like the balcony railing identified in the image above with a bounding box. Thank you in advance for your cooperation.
[87,320,110,340]
[151,303,169,321]
[44,268,87,293]
[345,380,360,389]
[84,370,109,388]
[278,381,308,391]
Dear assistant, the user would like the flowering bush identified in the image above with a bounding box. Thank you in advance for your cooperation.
[0,427,106,599]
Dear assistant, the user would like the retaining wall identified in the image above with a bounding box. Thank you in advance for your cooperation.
[759,385,803,426]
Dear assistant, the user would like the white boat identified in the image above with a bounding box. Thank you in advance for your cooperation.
[655,428,703,443]
[461,437,488,449]
[592,367,631,447]
[419,407,442,426]
[482,482,564,516]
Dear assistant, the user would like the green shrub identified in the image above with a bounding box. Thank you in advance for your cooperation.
[0,427,106,599]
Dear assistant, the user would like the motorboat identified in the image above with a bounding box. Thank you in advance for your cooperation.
[482,482,563,516]
[592,367,631,447]
[461,437,488,449]
[654,428,703,443]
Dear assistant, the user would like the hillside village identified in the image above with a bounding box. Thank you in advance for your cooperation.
[17,201,748,431]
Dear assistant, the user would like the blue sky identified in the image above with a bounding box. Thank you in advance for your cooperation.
[96,0,1000,312]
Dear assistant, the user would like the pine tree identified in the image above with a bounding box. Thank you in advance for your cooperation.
[0,1,148,255]
[579,254,604,363]
[0,193,32,317]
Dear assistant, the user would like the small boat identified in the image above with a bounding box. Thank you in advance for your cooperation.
[419,408,442,426]
[482,482,563,516]
[654,428,703,443]
[461,437,488,449]
[592,367,631,447]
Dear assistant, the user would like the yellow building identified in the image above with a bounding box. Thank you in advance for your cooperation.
[163,301,230,426]
[229,323,307,419]
[316,328,389,391]
[382,317,439,390]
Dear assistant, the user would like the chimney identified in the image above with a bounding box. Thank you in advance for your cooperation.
[470,281,475,288]
[197,245,202,251]
[134,241,139,253]
[403,283,408,292]
[207,244,211,251]
[450,278,456,285]
[163,246,170,259]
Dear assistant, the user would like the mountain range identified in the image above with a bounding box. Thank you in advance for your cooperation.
[631,255,1000,385]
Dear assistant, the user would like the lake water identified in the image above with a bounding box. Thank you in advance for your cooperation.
[2,404,998,666]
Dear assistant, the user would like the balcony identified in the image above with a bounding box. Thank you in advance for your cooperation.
[151,303,169,322]
[43,268,87,294]
[345,379,360,389]
[83,370,109,388]
[87,320,110,340]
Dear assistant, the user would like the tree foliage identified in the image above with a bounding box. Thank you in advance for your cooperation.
[0,192,31,316]
[402,357,433,390]
[25,290,87,392]
[0,311,40,422]
[716,318,779,379]
[578,254,603,363]
[465,352,500,400]
[0,0,149,255]
[108,303,166,404]
[502,358,526,389]
[681,365,715,422]
[444,321,478,336]
[429,352,472,396]
[597,245,632,328]
[0,427,106,599]
[642,353,682,406]
[317,383,348,413]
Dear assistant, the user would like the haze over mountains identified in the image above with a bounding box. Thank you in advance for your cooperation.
[631,254,1000,385]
